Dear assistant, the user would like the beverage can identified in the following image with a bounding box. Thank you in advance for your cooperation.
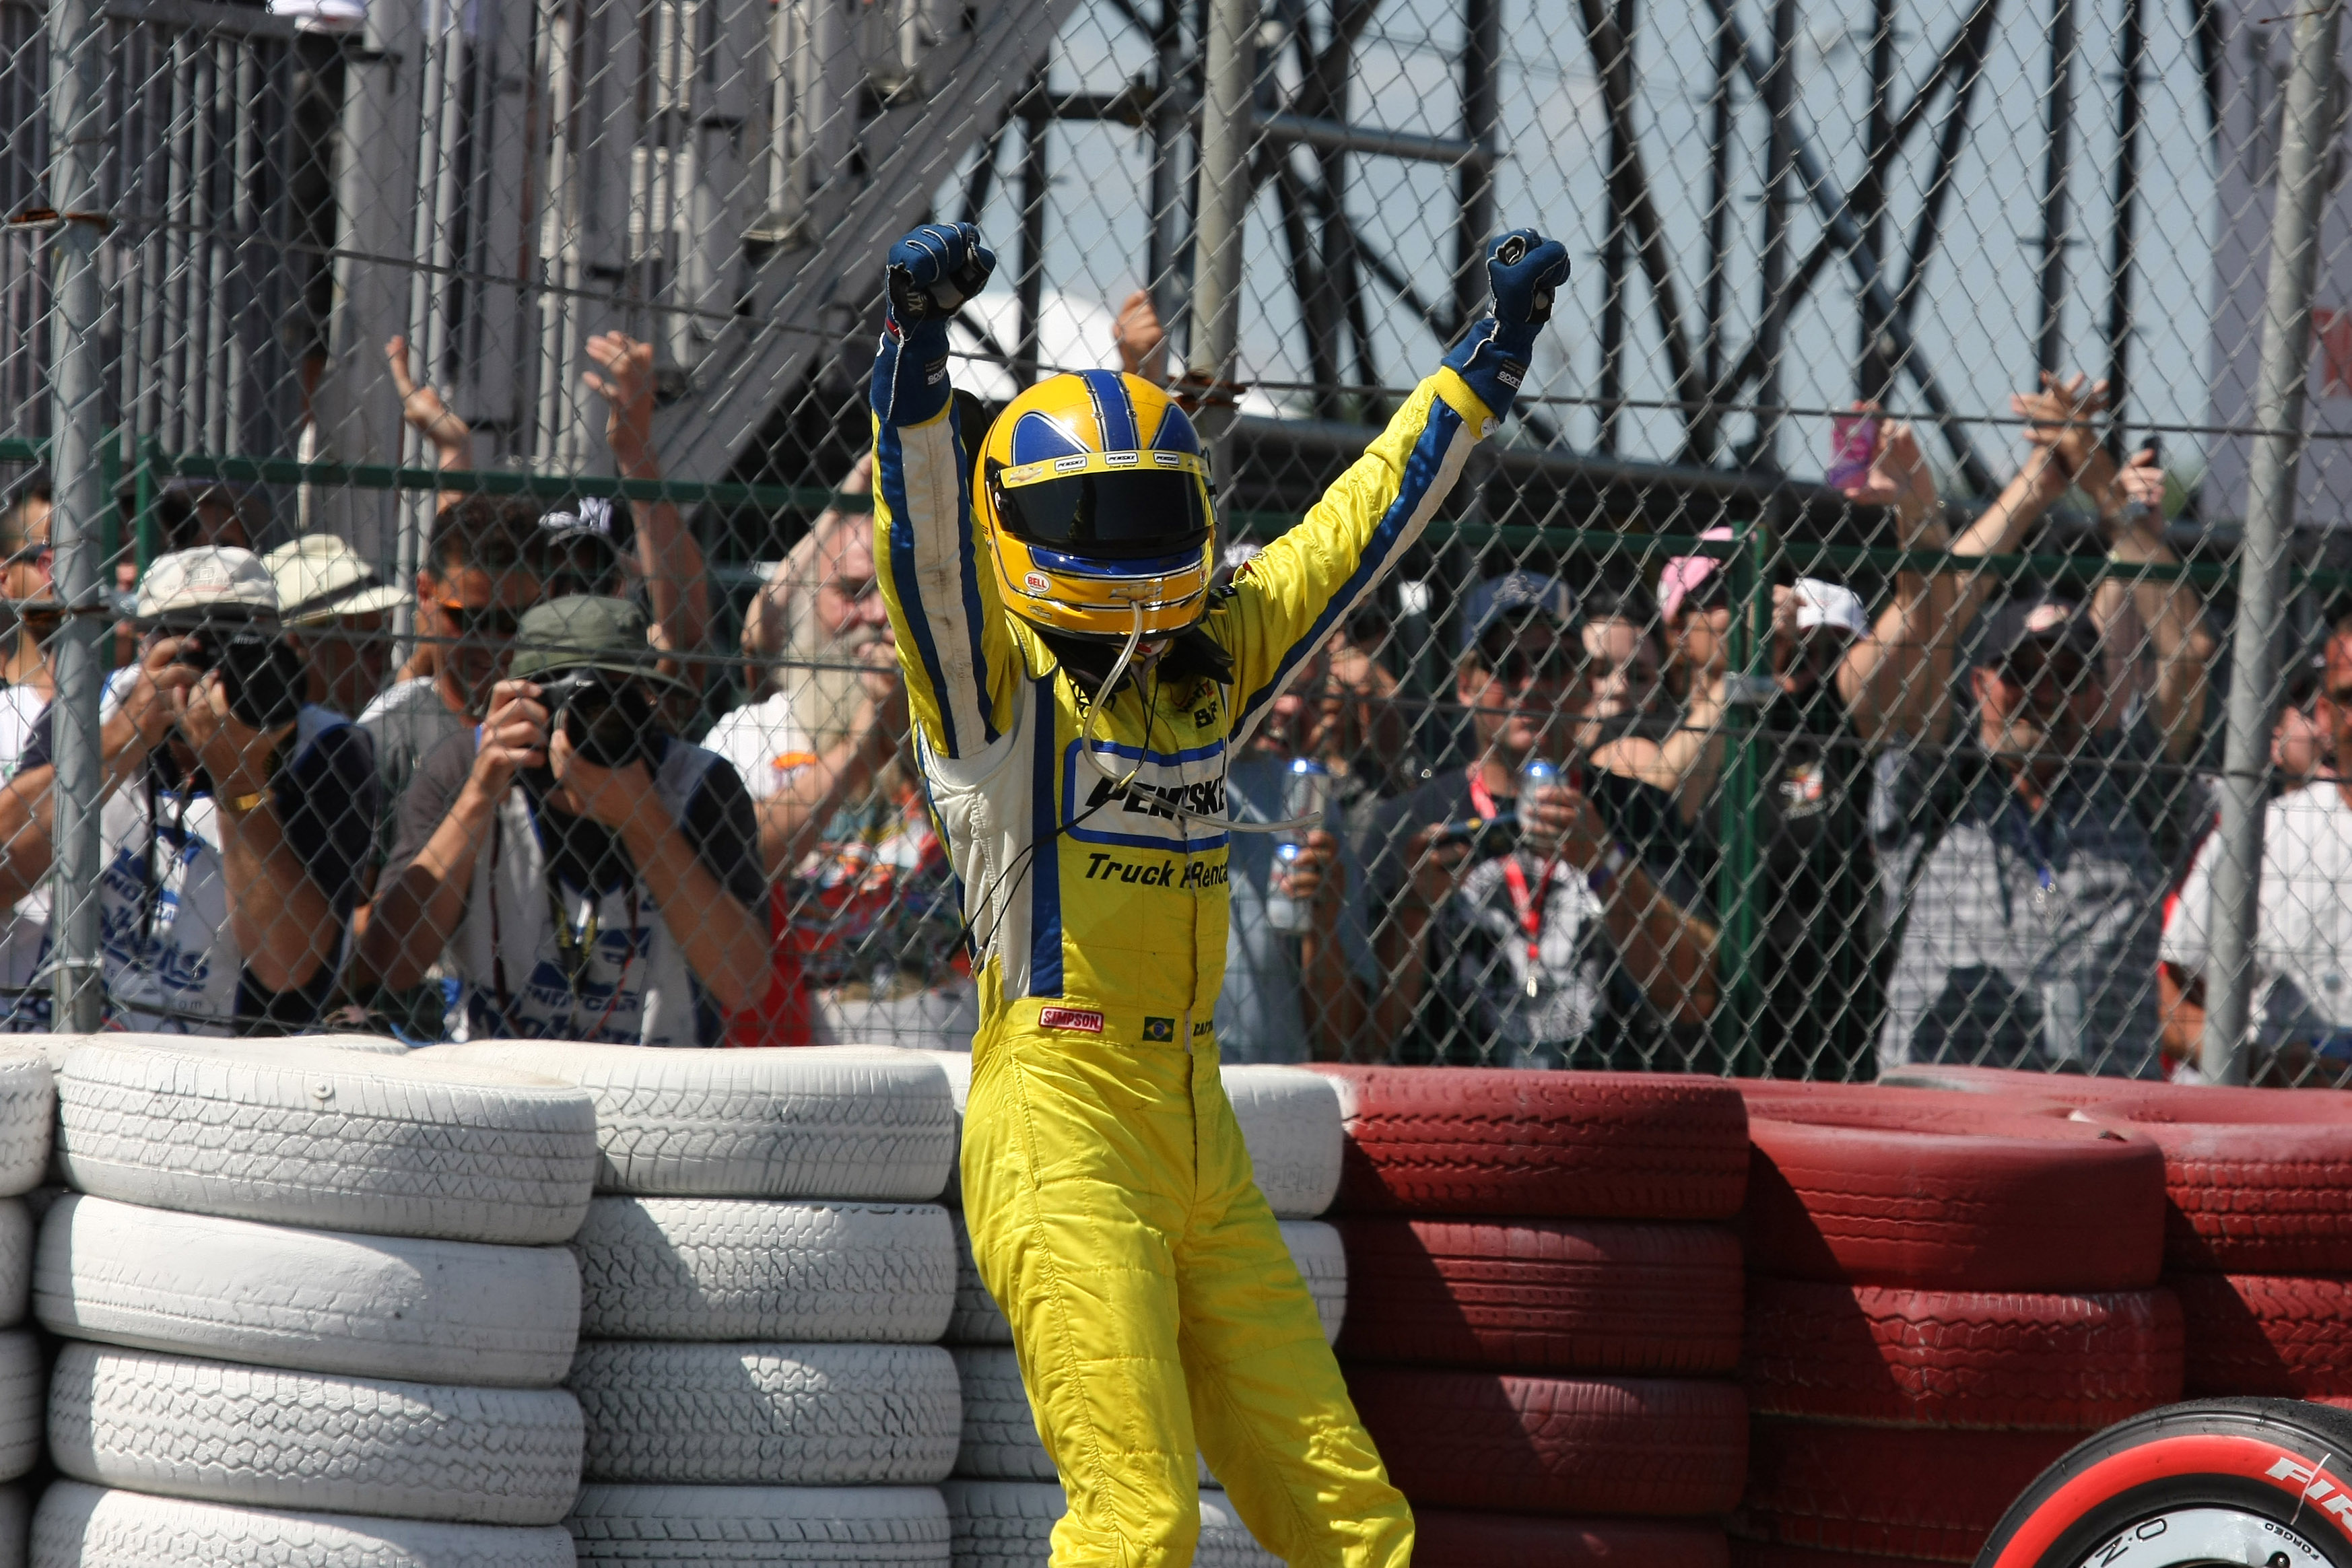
[1282,757,1333,829]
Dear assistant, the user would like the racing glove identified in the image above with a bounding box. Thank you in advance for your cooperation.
[1443,229,1570,419]
[875,222,997,425]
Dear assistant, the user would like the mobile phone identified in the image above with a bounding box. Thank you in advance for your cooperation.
[1826,414,1879,489]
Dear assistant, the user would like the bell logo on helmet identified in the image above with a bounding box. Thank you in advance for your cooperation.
[1023,571,1051,594]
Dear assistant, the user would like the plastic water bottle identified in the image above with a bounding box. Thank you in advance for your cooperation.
[1516,757,1560,831]
[1265,759,1333,935]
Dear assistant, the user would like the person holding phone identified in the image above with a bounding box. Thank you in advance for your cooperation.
[1359,573,1719,1070]
[0,548,377,1032]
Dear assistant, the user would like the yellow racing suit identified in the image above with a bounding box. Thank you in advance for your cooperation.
[874,339,1499,1566]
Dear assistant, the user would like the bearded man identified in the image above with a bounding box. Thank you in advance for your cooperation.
[704,455,972,1048]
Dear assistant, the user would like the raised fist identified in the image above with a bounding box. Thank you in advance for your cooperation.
[887,223,997,325]
[1485,230,1570,327]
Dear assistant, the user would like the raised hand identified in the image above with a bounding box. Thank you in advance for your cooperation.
[886,223,996,325]
[582,332,657,469]
[385,336,471,463]
[1485,230,1572,327]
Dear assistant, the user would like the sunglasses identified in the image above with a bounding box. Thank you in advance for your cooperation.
[437,599,523,639]
[1475,640,1584,689]
[1,543,52,571]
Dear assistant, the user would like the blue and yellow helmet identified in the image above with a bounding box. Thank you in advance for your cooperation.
[974,370,1215,641]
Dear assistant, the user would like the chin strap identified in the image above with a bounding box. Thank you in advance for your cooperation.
[1074,604,1325,837]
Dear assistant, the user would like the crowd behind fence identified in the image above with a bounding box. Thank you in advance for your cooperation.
[7,0,2352,1082]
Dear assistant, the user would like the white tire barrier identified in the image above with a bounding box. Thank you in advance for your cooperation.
[30,1481,575,1568]
[570,1340,960,1486]
[1220,1068,1343,1221]
[939,1480,1275,1568]
[947,1348,1048,1481]
[422,1044,956,1200]
[0,1201,31,1330]
[35,1195,581,1388]
[0,1334,38,1484]
[574,1198,953,1343]
[0,1055,52,1200]
[566,1485,950,1565]
[47,1344,583,1526]
[57,1042,597,1244]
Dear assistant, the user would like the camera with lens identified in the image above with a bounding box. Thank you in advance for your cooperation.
[174,624,306,731]
[535,669,663,772]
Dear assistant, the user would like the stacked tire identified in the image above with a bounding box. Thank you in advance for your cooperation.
[34,1038,601,1567]
[1729,1082,2180,1567]
[0,1052,55,1567]
[1312,1064,1753,1568]
[426,1042,964,1567]
[936,1059,1347,1568]
[1887,1064,2352,1415]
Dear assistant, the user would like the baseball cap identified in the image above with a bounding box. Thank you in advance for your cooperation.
[136,547,279,624]
[1460,572,1576,652]
[1973,596,2100,673]
[1792,578,1870,640]
[508,595,689,694]
[1656,528,1735,623]
[263,535,408,626]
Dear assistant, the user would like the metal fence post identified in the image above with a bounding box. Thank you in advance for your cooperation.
[46,0,110,1033]
[1186,0,1255,468]
[2203,0,2342,1083]
[1712,522,1769,1075]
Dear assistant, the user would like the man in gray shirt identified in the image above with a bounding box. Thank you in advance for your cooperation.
[1875,596,2204,1078]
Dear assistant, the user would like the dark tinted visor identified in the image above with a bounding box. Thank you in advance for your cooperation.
[997,470,1209,560]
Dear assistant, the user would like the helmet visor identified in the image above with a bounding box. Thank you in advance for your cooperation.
[996,466,1211,561]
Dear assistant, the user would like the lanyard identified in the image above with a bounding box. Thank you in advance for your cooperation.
[1467,767,1567,1000]
[489,806,640,1040]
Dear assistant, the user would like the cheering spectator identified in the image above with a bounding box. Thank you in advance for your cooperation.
[1574,583,1673,757]
[1874,383,2214,1079]
[2161,610,2352,1080]
[384,333,708,670]
[705,463,973,1050]
[0,548,377,1032]
[266,535,409,718]
[361,596,764,1043]
[1359,573,1717,1069]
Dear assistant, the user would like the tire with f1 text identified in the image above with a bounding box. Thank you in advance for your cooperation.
[1974,1396,2352,1567]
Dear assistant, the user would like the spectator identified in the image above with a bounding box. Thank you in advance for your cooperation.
[0,547,377,1032]
[705,466,976,1050]
[0,485,55,730]
[2161,611,2352,1081]
[265,535,408,718]
[1874,382,2213,1079]
[1216,636,1391,1064]
[2272,656,2336,791]
[385,333,709,671]
[357,496,547,855]
[1359,572,1718,1069]
[360,595,765,1044]
[1574,582,1673,758]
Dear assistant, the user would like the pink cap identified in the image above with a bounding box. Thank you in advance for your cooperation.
[1656,528,1735,624]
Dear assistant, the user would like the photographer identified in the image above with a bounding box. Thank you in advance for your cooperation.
[361,596,766,1044]
[0,548,377,1032]
[1359,574,1718,1069]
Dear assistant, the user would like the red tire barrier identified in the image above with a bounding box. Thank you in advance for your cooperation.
[2078,1092,2352,1273]
[1345,1366,1747,1516]
[1977,1397,2352,1567]
[1873,1064,2160,1103]
[1743,1276,2182,1429]
[1337,1218,1743,1375]
[1311,1065,1749,1219]
[1415,1512,1729,1567]
[1742,1418,2078,1563]
[2174,1271,2352,1398]
[1728,1544,1949,1568]
[1740,1088,2165,1291]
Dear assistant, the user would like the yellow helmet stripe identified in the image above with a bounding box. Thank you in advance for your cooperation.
[997,449,1211,490]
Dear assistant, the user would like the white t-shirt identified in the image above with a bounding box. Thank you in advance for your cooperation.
[2165,782,2352,1033]
[699,692,818,803]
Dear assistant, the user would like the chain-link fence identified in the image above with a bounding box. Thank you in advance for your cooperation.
[5,0,2352,1083]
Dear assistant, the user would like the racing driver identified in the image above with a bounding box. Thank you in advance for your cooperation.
[873,219,1568,1566]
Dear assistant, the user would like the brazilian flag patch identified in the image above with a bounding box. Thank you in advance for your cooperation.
[1142,1016,1176,1042]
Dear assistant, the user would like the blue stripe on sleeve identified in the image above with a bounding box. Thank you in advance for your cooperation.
[878,419,962,757]
[1026,672,1064,996]
[1234,397,1465,737]
[951,419,1001,747]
